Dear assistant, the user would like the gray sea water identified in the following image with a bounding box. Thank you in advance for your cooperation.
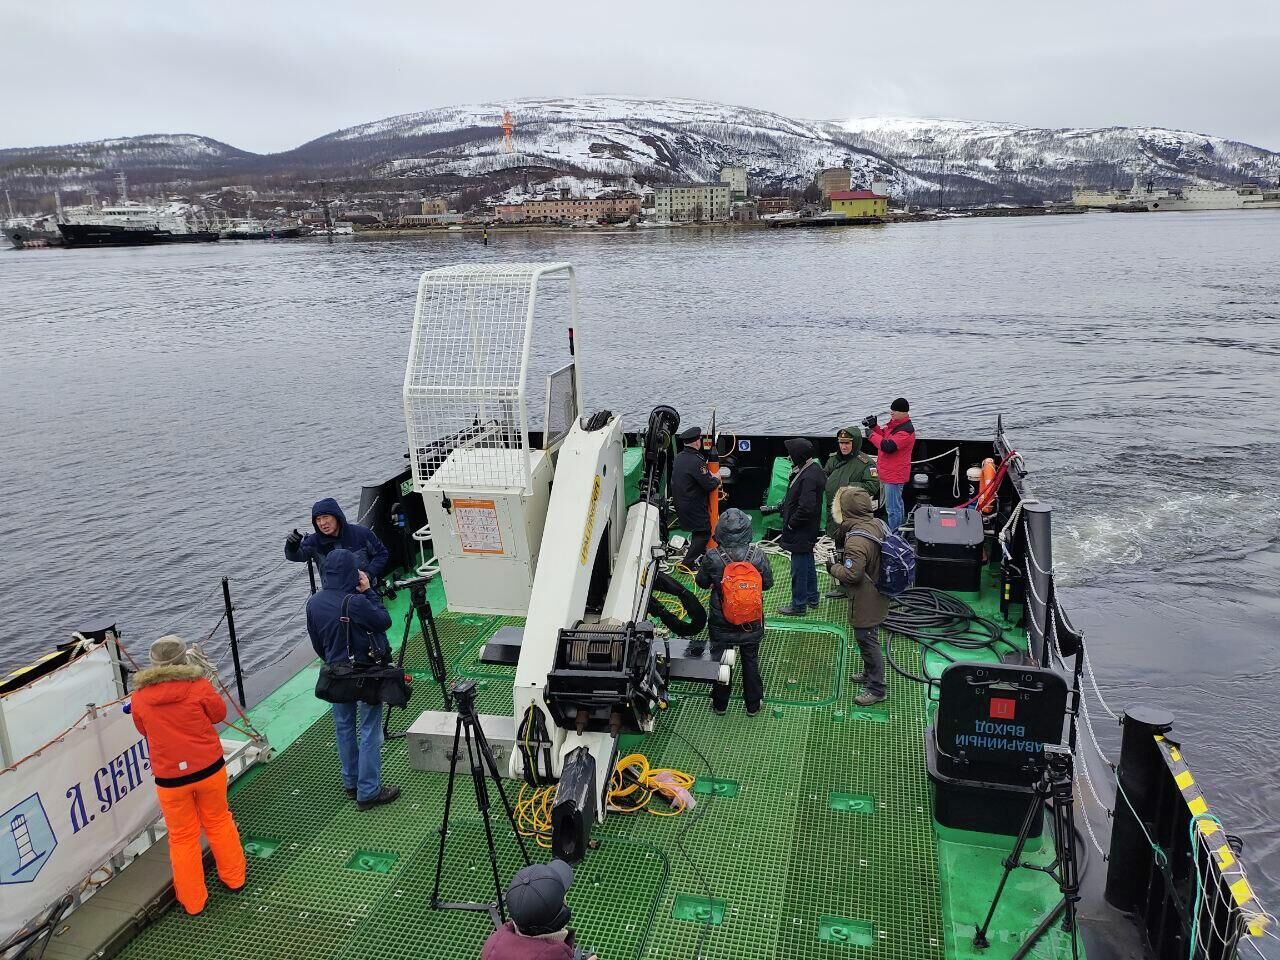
[3,214,1279,911]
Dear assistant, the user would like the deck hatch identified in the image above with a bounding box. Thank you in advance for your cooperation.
[671,895,727,925]
[345,850,399,874]
[828,792,876,814]
[818,915,876,946]
[691,777,740,798]
[242,836,282,859]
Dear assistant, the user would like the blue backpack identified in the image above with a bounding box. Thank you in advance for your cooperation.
[848,520,915,597]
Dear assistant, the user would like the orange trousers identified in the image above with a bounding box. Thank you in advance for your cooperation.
[155,767,246,914]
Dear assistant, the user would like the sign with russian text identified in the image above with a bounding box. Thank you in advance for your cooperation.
[453,498,504,555]
[0,703,158,941]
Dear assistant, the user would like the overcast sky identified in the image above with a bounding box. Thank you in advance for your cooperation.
[5,0,1279,153]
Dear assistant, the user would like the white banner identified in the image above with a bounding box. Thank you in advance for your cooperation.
[1,646,121,764]
[0,702,158,941]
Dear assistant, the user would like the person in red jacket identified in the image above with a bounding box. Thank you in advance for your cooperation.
[864,397,916,532]
[130,635,245,915]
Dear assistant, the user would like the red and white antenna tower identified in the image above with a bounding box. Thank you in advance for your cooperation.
[501,110,516,153]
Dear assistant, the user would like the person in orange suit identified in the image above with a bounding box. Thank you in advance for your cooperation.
[130,635,246,915]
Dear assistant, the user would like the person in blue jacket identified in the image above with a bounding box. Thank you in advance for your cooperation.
[304,548,400,811]
[285,497,389,589]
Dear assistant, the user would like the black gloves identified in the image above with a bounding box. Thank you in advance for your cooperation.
[286,528,304,551]
[861,414,878,431]
[759,504,781,516]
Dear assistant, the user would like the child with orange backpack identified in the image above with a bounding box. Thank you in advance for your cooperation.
[694,507,775,715]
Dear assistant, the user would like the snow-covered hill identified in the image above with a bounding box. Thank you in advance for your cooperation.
[0,134,253,196]
[3,98,1279,207]
[289,96,915,195]
[841,117,1280,202]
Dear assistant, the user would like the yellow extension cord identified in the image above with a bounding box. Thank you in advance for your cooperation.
[514,754,696,849]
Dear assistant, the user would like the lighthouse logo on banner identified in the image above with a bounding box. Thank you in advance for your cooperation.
[1,794,57,883]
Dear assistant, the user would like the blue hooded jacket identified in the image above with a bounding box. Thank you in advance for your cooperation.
[286,497,389,579]
[305,548,393,666]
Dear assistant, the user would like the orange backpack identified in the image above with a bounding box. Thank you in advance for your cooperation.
[720,554,764,626]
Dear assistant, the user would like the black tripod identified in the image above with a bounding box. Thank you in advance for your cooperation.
[382,577,451,739]
[973,745,1082,960]
[430,679,531,925]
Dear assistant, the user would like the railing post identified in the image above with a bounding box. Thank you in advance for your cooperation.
[306,558,318,595]
[1105,707,1175,912]
[1023,502,1053,666]
[221,577,246,708]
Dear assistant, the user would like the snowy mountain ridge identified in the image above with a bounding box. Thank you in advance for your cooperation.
[3,96,1279,206]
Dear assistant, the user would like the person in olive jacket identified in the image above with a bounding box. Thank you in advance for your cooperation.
[822,425,880,597]
[828,487,891,705]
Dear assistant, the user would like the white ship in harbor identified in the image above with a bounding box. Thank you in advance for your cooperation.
[1074,177,1280,212]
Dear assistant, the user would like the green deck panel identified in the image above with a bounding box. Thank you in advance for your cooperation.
[118,512,1073,960]
[624,447,645,508]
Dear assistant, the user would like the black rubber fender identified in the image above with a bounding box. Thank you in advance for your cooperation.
[648,570,707,637]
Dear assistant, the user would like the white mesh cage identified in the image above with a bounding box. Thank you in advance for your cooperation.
[404,262,578,494]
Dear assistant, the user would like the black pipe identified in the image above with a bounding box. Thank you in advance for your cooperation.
[1023,502,1053,667]
[221,577,247,708]
[1104,706,1175,911]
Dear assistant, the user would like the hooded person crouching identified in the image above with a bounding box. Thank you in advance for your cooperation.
[482,860,596,960]
[777,437,826,616]
[305,547,400,810]
[130,635,246,915]
[285,496,389,584]
[827,487,891,705]
[695,507,775,715]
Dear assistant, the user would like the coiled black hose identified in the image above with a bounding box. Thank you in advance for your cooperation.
[648,570,707,637]
[880,587,1022,686]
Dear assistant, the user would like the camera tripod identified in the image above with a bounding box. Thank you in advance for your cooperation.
[973,744,1082,960]
[382,577,451,739]
[430,679,531,926]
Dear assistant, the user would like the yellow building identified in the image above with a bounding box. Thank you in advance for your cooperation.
[829,190,888,217]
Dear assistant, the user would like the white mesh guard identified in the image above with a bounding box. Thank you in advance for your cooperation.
[404,262,577,495]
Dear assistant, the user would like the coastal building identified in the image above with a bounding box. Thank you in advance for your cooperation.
[421,197,449,215]
[829,189,888,218]
[719,166,748,199]
[495,195,641,223]
[818,167,852,199]
[757,197,792,215]
[401,213,467,226]
[654,183,732,222]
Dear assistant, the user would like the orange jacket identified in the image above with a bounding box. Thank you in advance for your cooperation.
[131,664,227,787]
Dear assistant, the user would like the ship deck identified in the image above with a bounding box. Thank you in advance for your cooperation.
[116,528,1076,960]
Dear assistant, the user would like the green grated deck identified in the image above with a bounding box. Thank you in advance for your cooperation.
[118,549,1074,960]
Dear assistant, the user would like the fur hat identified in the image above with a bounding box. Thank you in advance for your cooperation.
[149,635,190,668]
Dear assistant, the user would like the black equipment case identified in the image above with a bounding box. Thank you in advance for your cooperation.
[913,505,985,592]
[926,662,1069,837]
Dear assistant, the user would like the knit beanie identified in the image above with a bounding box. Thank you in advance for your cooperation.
[149,635,189,668]
[890,398,910,413]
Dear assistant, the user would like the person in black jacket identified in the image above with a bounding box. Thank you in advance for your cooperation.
[669,426,721,567]
[777,438,826,615]
[304,548,400,811]
[694,508,775,715]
